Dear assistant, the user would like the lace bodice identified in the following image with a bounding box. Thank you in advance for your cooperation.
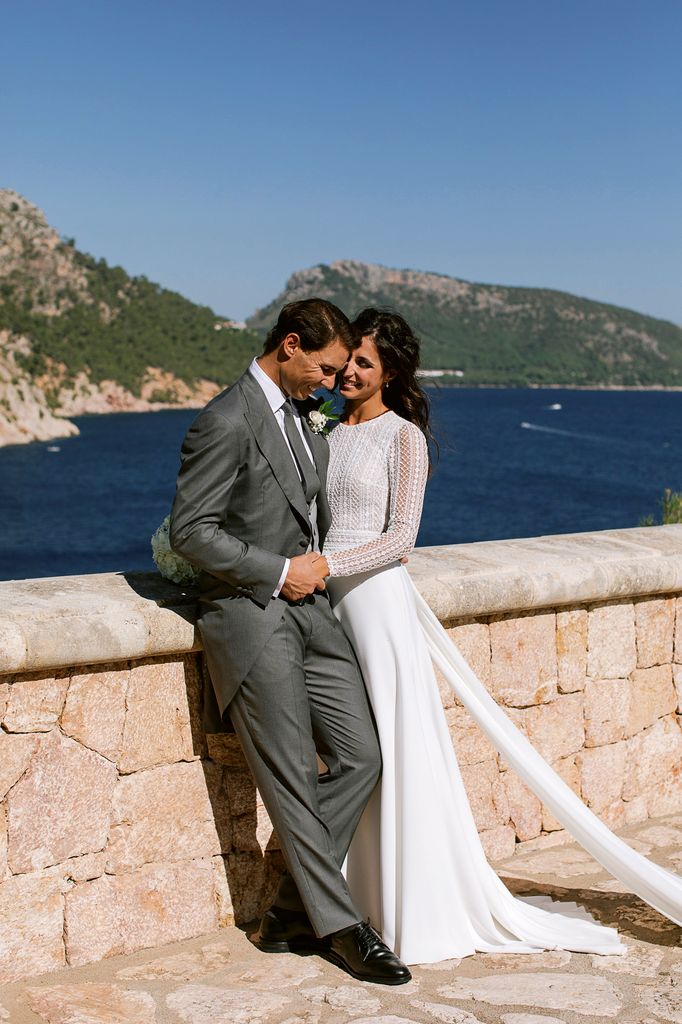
[324,411,429,577]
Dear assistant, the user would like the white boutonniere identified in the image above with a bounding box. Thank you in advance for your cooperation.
[307,400,339,436]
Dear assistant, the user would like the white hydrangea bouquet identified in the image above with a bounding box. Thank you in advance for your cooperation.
[151,515,201,585]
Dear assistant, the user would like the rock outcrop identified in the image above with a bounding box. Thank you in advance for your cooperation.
[0,189,251,447]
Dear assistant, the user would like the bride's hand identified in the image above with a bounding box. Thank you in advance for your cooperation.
[312,552,330,582]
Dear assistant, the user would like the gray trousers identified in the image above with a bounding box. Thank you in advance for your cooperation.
[228,593,381,937]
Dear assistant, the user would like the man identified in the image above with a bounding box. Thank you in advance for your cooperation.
[170,298,411,985]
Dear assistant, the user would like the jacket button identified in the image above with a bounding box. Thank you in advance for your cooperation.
[299,540,307,548]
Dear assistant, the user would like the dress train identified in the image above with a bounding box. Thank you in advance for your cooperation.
[328,562,682,964]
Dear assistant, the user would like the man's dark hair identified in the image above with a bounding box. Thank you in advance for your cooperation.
[263,298,353,354]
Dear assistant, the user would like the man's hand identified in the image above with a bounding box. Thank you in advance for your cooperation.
[280,552,327,601]
[312,553,330,578]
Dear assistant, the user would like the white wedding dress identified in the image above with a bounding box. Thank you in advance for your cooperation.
[323,411,682,964]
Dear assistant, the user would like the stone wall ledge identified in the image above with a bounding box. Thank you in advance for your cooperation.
[412,524,682,622]
[1,525,681,674]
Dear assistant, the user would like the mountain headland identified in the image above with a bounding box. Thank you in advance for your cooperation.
[2,189,681,446]
[247,261,682,389]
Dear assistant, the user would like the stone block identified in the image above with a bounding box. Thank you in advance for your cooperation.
[64,859,219,966]
[623,716,682,801]
[437,621,490,711]
[541,755,581,832]
[106,761,221,873]
[61,851,107,884]
[116,940,232,981]
[646,769,682,816]
[635,596,675,667]
[626,665,677,737]
[224,768,258,818]
[166,985,291,1024]
[521,692,584,763]
[676,596,682,662]
[206,733,249,769]
[183,654,208,758]
[623,794,649,824]
[489,612,557,707]
[61,665,129,762]
[0,732,39,798]
[556,608,587,693]
[440,973,622,1015]
[514,829,572,855]
[0,804,7,880]
[597,799,627,831]
[0,871,65,983]
[446,621,491,685]
[584,678,629,746]
[479,824,517,861]
[0,681,9,720]
[446,705,497,766]
[434,664,459,710]
[460,760,510,830]
[576,742,626,811]
[119,657,195,773]
[7,730,117,873]
[501,770,542,842]
[674,664,682,712]
[2,673,68,732]
[224,849,286,924]
[26,984,157,1024]
[231,792,277,854]
[211,855,235,927]
[201,761,233,854]
[587,602,636,679]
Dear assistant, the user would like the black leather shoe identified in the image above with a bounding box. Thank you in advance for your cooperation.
[253,906,328,954]
[328,921,412,985]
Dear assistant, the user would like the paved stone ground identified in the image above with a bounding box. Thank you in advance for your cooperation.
[2,814,682,1024]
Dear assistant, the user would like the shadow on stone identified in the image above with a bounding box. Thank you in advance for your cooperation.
[181,652,285,931]
[505,876,682,946]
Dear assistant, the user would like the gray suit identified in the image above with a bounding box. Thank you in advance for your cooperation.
[170,369,381,935]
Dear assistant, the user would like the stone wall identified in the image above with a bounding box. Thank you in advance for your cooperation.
[1,525,681,983]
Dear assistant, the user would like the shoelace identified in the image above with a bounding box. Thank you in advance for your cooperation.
[355,920,383,961]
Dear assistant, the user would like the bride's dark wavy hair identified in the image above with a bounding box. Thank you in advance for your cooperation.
[350,308,437,468]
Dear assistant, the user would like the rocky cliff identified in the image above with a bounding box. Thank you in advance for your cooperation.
[0,190,259,446]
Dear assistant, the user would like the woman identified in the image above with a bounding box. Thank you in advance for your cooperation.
[315,308,682,965]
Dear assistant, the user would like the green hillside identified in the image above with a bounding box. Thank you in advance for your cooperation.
[0,191,261,394]
[0,251,261,393]
[247,261,682,387]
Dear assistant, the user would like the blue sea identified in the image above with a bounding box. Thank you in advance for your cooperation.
[1,388,680,581]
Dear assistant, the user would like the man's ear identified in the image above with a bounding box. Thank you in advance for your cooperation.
[281,332,301,357]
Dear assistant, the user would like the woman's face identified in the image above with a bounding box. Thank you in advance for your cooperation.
[339,335,393,402]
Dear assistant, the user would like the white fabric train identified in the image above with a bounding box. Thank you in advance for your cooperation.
[413,573,682,928]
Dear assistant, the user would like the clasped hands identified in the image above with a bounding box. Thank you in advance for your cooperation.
[280,551,329,601]
[280,551,410,601]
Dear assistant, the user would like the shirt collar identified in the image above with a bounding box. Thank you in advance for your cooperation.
[248,358,288,414]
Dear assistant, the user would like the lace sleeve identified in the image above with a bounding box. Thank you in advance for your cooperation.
[325,423,428,577]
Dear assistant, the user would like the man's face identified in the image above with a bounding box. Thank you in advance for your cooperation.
[280,336,349,400]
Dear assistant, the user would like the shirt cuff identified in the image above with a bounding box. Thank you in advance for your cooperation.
[273,558,290,598]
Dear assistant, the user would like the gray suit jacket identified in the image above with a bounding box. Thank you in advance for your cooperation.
[170,369,332,715]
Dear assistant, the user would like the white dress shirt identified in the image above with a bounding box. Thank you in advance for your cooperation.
[248,359,319,596]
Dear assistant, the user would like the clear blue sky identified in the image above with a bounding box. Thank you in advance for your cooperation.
[3,0,681,323]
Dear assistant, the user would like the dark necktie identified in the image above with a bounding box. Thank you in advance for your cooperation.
[281,400,320,504]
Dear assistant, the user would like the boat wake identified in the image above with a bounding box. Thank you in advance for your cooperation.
[520,421,606,442]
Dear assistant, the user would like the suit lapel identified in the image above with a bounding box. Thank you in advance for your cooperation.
[239,373,311,525]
